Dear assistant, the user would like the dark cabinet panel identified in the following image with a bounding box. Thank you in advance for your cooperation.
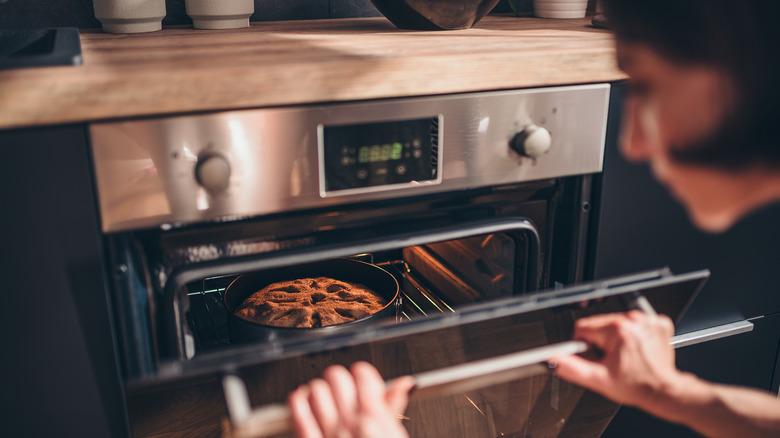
[0,126,128,438]
[0,0,369,29]
[0,0,515,29]
[594,83,780,332]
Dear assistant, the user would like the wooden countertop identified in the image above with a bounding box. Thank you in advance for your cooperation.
[0,14,626,130]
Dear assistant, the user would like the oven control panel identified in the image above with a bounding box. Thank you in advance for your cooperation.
[89,83,610,233]
[321,117,439,195]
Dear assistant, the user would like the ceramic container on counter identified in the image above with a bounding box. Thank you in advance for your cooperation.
[92,0,166,33]
[185,0,254,30]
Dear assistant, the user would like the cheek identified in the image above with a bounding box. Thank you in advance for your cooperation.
[623,99,674,176]
[653,72,733,146]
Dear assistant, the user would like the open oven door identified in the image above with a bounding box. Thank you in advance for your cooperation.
[216,268,708,438]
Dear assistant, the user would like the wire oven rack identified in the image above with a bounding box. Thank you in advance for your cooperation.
[184,254,459,357]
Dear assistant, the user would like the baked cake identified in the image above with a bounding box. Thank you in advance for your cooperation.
[234,277,388,328]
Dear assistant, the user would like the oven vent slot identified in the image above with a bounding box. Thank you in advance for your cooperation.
[430,116,439,178]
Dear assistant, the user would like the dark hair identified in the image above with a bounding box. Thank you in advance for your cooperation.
[601,0,780,169]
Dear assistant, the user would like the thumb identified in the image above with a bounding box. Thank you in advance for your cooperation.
[385,376,415,415]
[550,354,608,392]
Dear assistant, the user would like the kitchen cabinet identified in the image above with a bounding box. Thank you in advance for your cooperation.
[0,126,129,437]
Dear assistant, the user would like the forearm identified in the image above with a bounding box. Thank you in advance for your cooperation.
[641,372,780,438]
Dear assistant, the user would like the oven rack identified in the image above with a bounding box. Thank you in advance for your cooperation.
[184,256,458,357]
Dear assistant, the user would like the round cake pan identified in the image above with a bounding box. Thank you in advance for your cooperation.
[223,258,400,343]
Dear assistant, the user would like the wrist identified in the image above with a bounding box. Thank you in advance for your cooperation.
[640,371,701,424]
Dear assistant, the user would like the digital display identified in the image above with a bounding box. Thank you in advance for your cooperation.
[322,117,439,193]
[358,142,403,163]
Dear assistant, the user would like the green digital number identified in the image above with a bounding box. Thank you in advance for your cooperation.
[391,142,403,159]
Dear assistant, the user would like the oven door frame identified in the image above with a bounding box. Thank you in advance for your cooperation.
[139,260,707,389]
[158,216,543,375]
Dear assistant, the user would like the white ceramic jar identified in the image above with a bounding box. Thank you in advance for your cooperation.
[185,0,255,30]
[92,0,166,33]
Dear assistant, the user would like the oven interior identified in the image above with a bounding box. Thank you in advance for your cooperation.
[109,178,582,384]
[185,234,528,354]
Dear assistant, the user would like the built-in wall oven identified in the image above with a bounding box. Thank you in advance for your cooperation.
[88,83,706,437]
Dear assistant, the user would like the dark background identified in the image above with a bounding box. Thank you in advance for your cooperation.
[0,0,532,29]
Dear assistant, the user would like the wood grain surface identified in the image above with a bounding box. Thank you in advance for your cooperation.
[0,15,624,130]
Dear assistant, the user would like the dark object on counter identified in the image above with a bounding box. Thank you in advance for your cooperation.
[0,27,82,70]
[370,0,501,30]
[591,14,609,29]
[223,258,400,343]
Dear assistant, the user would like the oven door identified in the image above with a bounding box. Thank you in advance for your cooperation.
[218,268,706,438]
[118,211,707,438]
[127,237,705,438]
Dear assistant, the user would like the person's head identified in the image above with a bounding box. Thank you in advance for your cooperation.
[600,0,780,232]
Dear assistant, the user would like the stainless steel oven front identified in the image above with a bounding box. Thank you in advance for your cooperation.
[87,83,699,438]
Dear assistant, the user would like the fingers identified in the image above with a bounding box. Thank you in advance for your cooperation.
[308,378,342,438]
[351,361,389,416]
[289,385,323,438]
[290,364,359,438]
[649,313,675,338]
[552,310,679,407]
[385,376,415,416]
[550,353,609,393]
[323,365,359,431]
[573,310,672,349]
[572,312,634,351]
[290,362,411,438]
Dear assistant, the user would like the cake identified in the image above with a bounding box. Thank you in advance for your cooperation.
[234,277,388,328]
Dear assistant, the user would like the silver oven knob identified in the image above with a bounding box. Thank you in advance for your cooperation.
[510,124,552,158]
[195,154,231,193]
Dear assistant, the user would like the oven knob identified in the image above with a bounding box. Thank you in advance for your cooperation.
[195,155,231,193]
[510,124,552,158]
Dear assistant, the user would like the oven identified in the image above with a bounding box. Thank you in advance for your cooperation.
[86,83,704,437]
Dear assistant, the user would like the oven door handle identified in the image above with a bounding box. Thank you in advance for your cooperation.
[671,319,754,348]
[221,340,588,438]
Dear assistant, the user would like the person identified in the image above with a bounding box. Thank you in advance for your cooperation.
[287,1,780,437]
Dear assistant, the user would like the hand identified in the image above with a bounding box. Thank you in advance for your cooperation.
[288,361,415,438]
[551,310,684,409]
